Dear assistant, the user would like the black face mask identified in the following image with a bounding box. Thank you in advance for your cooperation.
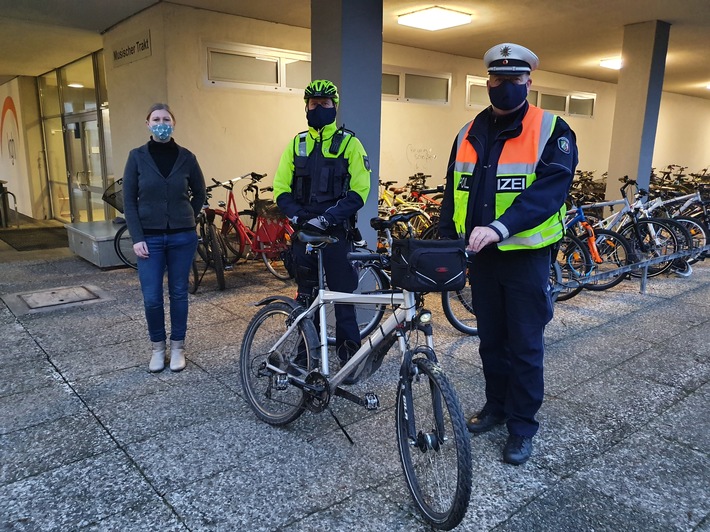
[489,80,528,111]
[306,105,337,130]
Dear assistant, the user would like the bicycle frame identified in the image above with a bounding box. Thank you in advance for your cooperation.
[264,239,427,390]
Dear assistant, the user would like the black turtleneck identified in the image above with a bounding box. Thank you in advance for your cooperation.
[148,138,178,177]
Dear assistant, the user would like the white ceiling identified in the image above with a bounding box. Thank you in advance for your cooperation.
[1,0,709,99]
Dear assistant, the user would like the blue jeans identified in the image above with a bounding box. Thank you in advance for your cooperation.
[137,231,198,343]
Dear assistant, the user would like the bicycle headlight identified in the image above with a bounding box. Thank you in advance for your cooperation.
[418,309,433,324]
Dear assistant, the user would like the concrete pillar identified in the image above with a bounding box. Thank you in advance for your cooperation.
[607,20,670,198]
[311,0,383,246]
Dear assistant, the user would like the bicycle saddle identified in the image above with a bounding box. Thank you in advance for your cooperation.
[297,231,339,245]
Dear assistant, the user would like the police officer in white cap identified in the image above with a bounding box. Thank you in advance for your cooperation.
[438,43,578,465]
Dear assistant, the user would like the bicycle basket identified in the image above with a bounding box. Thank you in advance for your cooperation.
[102,179,124,214]
[390,238,467,292]
[254,198,284,220]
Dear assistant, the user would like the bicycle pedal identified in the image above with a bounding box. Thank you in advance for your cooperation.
[364,392,379,410]
[274,373,289,390]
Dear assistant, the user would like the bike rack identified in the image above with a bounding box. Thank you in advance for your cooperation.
[565,244,710,294]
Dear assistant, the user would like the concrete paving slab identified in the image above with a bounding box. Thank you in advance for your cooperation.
[0,248,708,530]
[0,411,114,485]
[0,450,157,530]
[573,430,710,530]
[0,381,86,434]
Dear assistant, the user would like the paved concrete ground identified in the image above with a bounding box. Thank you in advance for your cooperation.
[1,235,708,531]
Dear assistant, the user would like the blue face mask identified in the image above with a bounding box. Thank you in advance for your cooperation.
[489,80,528,111]
[306,105,337,130]
[150,123,174,141]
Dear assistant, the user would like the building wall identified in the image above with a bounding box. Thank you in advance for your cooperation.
[0,78,42,219]
[0,2,695,221]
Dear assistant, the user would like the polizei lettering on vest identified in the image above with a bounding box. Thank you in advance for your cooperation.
[497,176,527,191]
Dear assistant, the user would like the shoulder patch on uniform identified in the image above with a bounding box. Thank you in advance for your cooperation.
[363,156,371,171]
[558,137,571,154]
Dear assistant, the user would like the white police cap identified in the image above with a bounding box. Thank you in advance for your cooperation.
[484,43,539,75]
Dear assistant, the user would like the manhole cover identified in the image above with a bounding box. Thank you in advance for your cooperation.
[1,284,114,316]
[20,286,100,309]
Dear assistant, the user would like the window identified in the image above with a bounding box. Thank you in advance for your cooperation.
[383,66,451,104]
[466,75,595,117]
[204,42,310,93]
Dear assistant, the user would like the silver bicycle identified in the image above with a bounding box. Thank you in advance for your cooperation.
[240,222,472,530]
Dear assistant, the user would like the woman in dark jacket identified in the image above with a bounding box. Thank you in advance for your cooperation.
[122,103,206,372]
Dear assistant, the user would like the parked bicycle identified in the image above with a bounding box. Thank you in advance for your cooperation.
[240,222,472,530]
[101,178,137,269]
[211,172,294,281]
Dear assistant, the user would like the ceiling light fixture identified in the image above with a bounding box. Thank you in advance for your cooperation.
[398,6,472,31]
[67,83,84,88]
[599,57,622,70]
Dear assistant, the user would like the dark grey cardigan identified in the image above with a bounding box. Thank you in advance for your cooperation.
[122,141,207,244]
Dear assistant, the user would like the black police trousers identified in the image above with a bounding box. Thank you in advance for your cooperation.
[469,245,554,437]
[291,226,360,351]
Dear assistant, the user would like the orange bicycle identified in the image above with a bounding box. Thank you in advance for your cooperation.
[211,172,294,281]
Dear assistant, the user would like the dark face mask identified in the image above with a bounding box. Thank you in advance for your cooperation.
[306,105,337,130]
[489,80,528,111]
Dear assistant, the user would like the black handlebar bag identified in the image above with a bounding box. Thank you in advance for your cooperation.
[390,238,467,292]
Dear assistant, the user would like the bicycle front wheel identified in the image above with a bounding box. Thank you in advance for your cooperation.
[240,301,318,426]
[396,357,472,530]
[554,232,593,301]
[113,225,137,269]
[261,230,293,281]
[583,228,632,291]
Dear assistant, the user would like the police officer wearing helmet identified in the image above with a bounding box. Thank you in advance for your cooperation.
[438,43,578,464]
[274,80,371,379]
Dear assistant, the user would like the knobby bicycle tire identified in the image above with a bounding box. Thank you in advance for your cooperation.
[396,357,472,531]
[240,301,318,425]
[325,262,388,345]
[208,224,226,290]
[582,228,633,291]
[113,224,138,269]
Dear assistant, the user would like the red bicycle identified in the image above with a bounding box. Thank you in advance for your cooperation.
[211,172,294,281]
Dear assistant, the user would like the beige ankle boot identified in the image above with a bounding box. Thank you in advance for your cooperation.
[149,340,166,372]
[170,339,186,372]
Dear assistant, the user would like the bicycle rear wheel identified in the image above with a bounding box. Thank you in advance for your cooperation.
[674,216,708,264]
[240,301,318,425]
[396,356,472,530]
[114,224,137,269]
[221,219,247,263]
[208,224,227,290]
[441,263,477,335]
[619,219,678,277]
[325,262,388,345]
[582,228,632,291]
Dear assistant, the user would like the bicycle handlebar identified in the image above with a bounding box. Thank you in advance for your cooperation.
[208,172,268,191]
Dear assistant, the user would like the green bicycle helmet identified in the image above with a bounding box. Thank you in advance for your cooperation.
[304,79,339,105]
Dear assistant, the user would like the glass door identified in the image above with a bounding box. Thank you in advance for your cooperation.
[64,114,106,222]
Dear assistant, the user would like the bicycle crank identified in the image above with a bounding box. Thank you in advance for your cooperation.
[303,371,331,413]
